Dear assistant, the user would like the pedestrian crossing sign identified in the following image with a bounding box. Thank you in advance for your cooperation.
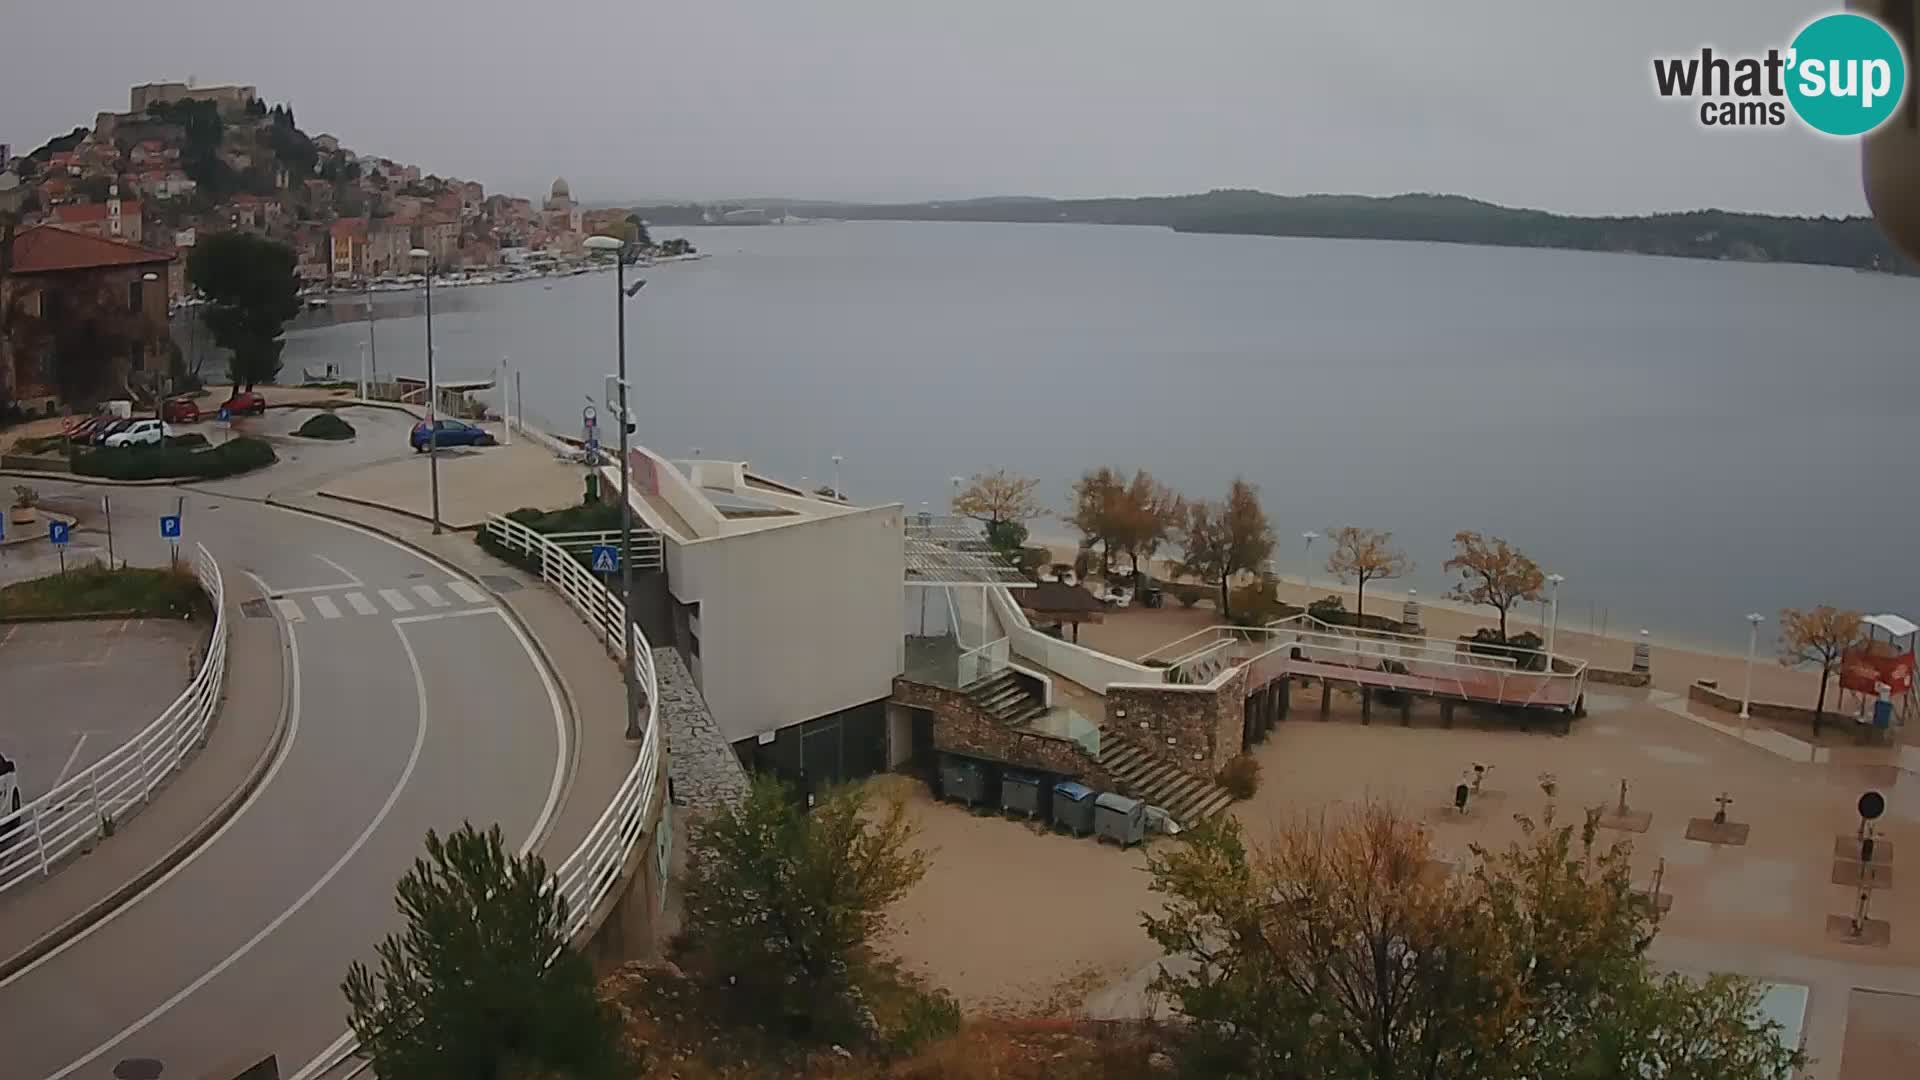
[591,544,618,573]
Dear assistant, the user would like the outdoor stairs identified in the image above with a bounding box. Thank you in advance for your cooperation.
[965,670,1050,728]
[1097,730,1237,826]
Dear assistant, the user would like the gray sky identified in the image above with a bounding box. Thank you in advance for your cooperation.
[1,0,1872,215]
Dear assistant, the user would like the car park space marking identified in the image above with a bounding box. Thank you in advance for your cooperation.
[51,734,90,790]
[411,584,450,608]
[446,580,488,605]
[344,592,378,616]
[273,598,306,623]
[309,595,341,620]
[378,589,414,613]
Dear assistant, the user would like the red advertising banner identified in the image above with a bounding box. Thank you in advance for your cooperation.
[1840,645,1915,695]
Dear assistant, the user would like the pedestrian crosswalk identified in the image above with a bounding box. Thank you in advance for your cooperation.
[269,581,493,623]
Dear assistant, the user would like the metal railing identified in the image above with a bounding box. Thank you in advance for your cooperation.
[957,636,1011,688]
[0,544,228,894]
[479,513,663,941]
[539,529,665,572]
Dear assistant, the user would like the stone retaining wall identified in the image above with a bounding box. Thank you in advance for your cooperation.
[1107,663,1249,777]
[653,647,749,810]
[1687,679,1827,727]
[1588,667,1651,688]
[892,677,1119,790]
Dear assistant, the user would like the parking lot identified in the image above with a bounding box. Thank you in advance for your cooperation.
[0,618,206,804]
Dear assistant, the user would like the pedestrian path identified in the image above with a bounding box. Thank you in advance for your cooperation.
[268,580,489,622]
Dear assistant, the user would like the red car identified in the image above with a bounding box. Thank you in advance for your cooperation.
[220,391,268,415]
[161,397,202,423]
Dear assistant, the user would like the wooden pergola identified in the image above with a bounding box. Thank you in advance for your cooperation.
[1017,581,1106,642]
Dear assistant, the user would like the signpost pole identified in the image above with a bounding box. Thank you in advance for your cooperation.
[103,495,114,567]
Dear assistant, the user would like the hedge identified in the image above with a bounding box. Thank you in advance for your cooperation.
[73,436,278,481]
[294,412,356,440]
[0,563,211,620]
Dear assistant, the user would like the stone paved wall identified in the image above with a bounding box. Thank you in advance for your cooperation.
[1107,664,1249,777]
[653,646,749,810]
[892,677,1119,790]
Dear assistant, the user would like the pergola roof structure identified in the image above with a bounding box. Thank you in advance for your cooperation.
[904,514,1033,588]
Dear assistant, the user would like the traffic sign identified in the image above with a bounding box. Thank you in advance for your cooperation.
[160,514,182,540]
[48,521,70,546]
[590,544,619,573]
[217,406,232,424]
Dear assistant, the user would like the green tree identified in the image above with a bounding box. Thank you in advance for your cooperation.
[1068,466,1126,576]
[1144,800,1804,1080]
[1179,477,1274,619]
[682,775,928,1036]
[188,232,300,390]
[955,468,1045,559]
[343,823,628,1080]
[623,212,653,249]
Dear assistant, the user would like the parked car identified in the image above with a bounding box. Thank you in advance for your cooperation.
[90,418,135,445]
[161,396,202,423]
[220,390,268,415]
[1,752,19,835]
[104,419,176,448]
[410,418,497,452]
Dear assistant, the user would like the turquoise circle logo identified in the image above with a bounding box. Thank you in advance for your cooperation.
[1786,13,1908,136]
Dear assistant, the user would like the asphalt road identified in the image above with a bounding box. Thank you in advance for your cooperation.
[0,478,568,1080]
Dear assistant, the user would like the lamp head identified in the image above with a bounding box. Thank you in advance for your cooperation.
[583,235,623,252]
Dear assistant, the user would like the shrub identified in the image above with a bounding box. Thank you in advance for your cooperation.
[1307,594,1348,622]
[1217,754,1262,799]
[11,484,37,510]
[72,436,277,481]
[1229,582,1287,625]
[166,432,209,449]
[1170,582,1205,607]
[0,562,210,619]
[294,411,356,440]
[1464,628,1549,672]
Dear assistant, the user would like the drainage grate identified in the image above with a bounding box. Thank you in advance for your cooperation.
[240,599,272,619]
[479,575,523,594]
[114,1060,164,1080]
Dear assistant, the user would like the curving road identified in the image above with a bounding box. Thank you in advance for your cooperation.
[0,474,569,1080]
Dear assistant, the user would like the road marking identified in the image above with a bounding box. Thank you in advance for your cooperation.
[273,598,306,622]
[344,592,378,616]
[313,554,362,585]
[412,583,450,608]
[52,733,90,790]
[0,570,303,990]
[268,582,362,595]
[378,588,414,612]
[447,579,488,605]
[46,616,431,1080]
[393,607,501,625]
[310,595,342,620]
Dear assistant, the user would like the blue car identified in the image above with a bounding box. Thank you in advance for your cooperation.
[410,419,497,452]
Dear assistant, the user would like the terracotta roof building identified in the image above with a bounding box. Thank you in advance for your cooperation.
[2,224,174,411]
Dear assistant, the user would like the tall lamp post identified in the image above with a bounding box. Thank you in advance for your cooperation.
[1740,612,1766,721]
[408,248,441,533]
[141,271,162,422]
[1545,572,1566,661]
[831,453,844,500]
[1301,531,1320,606]
[584,233,647,741]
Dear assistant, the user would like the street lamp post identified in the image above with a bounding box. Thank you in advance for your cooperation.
[141,271,163,422]
[500,354,512,446]
[1740,612,1765,721]
[585,234,647,740]
[1545,572,1566,661]
[409,249,441,533]
[831,454,843,500]
[1301,531,1320,606]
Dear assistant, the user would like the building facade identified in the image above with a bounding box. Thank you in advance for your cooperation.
[2,226,172,412]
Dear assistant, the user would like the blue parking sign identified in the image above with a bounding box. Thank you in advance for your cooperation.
[48,520,71,546]
[217,406,232,423]
[160,514,182,540]
[590,544,619,573]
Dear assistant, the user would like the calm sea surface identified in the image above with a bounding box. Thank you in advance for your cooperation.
[281,221,1920,653]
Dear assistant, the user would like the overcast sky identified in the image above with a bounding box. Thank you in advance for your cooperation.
[0,1,1874,215]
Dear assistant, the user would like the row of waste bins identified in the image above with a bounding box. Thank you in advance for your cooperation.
[938,754,1146,847]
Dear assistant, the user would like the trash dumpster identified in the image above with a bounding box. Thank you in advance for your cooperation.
[1051,780,1097,836]
[1001,770,1048,819]
[939,754,992,807]
[1094,792,1147,847]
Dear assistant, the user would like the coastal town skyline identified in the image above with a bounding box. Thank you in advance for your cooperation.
[0,0,1879,218]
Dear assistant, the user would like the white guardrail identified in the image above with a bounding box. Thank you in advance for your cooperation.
[0,543,227,894]
[480,513,662,941]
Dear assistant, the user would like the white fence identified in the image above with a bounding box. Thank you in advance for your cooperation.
[0,544,228,894]
[989,585,1164,693]
[480,513,663,941]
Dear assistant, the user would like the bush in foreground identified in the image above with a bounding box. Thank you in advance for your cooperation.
[1215,754,1261,799]
[0,562,208,619]
[294,411,356,440]
[73,436,276,481]
[344,823,629,1080]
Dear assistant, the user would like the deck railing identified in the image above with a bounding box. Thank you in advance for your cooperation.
[0,544,227,894]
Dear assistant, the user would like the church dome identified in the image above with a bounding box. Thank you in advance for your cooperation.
[550,177,571,200]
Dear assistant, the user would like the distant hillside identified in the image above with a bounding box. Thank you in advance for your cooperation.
[630,190,1915,275]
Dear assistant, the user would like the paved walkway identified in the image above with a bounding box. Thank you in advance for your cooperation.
[316,434,585,530]
[0,571,285,978]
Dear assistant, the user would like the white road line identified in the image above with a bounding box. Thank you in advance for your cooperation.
[273,598,305,623]
[0,569,303,990]
[313,554,362,585]
[310,595,342,620]
[47,617,431,1080]
[268,583,362,596]
[411,583,450,608]
[446,579,488,605]
[392,607,501,625]
[378,588,414,613]
[344,592,378,616]
[51,733,90,790]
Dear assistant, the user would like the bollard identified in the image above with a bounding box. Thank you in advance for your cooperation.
[1631,629,1651,675]
[1402,590,1422,631]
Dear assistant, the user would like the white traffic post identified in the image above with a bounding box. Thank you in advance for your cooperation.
[1740,613,1765,720]
[1546,573,1566,662]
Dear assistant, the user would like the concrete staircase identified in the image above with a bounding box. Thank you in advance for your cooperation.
[1097,730,1237,826]
[965,670,1050,727]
